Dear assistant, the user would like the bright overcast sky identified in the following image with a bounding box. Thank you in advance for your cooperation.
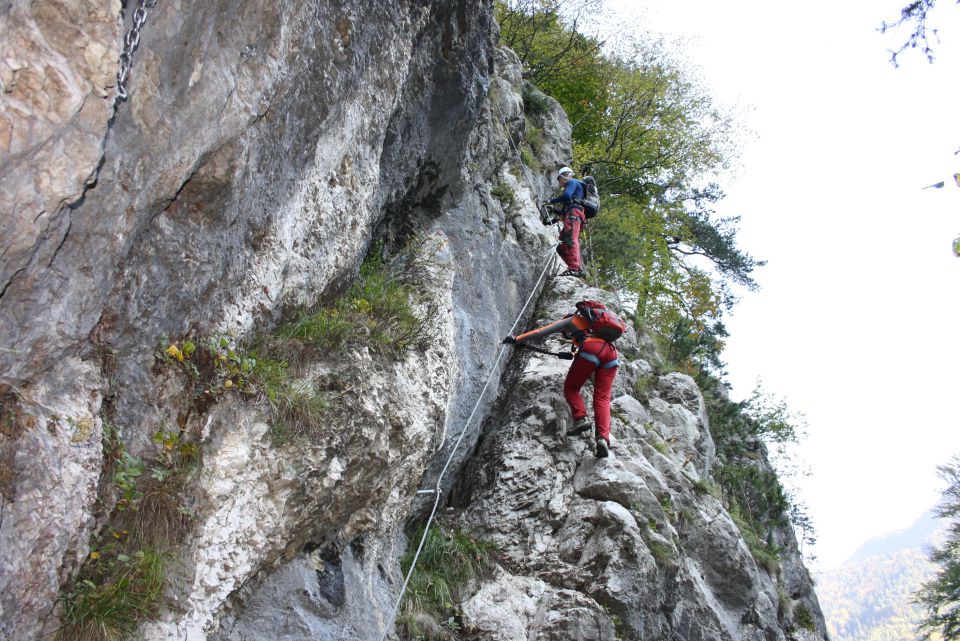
[602,0,960,570]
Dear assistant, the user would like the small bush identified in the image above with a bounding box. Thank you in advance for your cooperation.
[522,85,552,118]
[648,436,669,456]
[398,524,498,641]
[524,122,546,156]
[633,375,654,403]
[792,603,816,632]
[728,502,780,574]
[519,147,540,173]
[690,477,722,499]
[490,182,516,208]
[245,355,327,438]
[112,427,198,547]
[647,539,675,566]
[57,422,196,641]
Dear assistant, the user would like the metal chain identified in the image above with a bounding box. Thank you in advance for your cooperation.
[115,0,158,102]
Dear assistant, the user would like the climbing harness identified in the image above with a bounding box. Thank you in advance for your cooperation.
[115,0,157,104]
[380,246,559,641]
[515,341,574,360]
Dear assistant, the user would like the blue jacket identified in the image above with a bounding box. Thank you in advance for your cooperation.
[550,178,584,208]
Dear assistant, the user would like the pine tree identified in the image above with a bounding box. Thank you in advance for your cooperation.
[916,456,960,639]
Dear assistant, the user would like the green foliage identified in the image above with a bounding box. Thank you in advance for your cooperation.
[398,524,498,640]
[57,548,165,641]
[521,120,547,172]
[57,422,194,641]
[633,373,654,403]
[245,355,327,438]
[491,181,516,208]
[519,146,538,171]
[793,603,816,632]
[916,456,960,639]
[728,501,780,574]
[496,1,607,98]
[647,435,669,456]
[113,451,144,512]
[278,252,427,359]
[497,1,762,371]
[690,477,722,499]
[718,465,789,540]
[158,248,428,441]
[663,317,728,379]
[701,379,814,570]
[647,539,675,566]
[521,84,552,118]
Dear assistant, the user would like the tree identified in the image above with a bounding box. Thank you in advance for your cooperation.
[916,456,960,639]
[881,0,960,66]
[571,39,760,358]
[498,1,762,372]
[701,380,813,561]
[496,0,612,144]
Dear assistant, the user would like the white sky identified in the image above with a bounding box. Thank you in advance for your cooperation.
[603,0,960,570]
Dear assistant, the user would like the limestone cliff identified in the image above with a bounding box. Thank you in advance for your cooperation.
[0,2,826,641]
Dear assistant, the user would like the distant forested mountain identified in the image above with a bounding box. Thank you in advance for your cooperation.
[816,510,943,641]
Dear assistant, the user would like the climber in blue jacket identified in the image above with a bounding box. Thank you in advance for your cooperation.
[545,166,586,278]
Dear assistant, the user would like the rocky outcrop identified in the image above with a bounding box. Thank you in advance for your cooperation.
[451,277,828,641]
[1,1,527,639]
[1,2,827,640]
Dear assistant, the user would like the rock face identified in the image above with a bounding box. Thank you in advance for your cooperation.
[0,2,827,641]
[452,278,828,641]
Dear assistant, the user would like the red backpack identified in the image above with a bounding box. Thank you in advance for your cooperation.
[575,300,626,342]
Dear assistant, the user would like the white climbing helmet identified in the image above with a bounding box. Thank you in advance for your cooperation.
[557,166,573,180]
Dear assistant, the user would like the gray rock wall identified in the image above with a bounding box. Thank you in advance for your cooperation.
[0,2,828,640]
[1,2,538,639]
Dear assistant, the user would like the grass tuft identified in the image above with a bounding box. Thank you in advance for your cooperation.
[276,252,428,359]
[398,524,498,641]
[56,548,165,641]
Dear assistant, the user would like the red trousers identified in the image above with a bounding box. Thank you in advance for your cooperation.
[557,207,585,271]
[564,339,618,442]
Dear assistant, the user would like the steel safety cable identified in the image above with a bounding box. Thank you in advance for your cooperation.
[380,245,558,641]
[492,99,541,197]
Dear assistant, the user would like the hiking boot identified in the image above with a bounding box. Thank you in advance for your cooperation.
[566,417,592,436]
[559,269,586,279]
[595,437,609,459]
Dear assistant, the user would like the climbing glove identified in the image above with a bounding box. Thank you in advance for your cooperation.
[502,336,517,344]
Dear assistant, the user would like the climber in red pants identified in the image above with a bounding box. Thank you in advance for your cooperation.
[503,300,625,458]
[544,166,586,278]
